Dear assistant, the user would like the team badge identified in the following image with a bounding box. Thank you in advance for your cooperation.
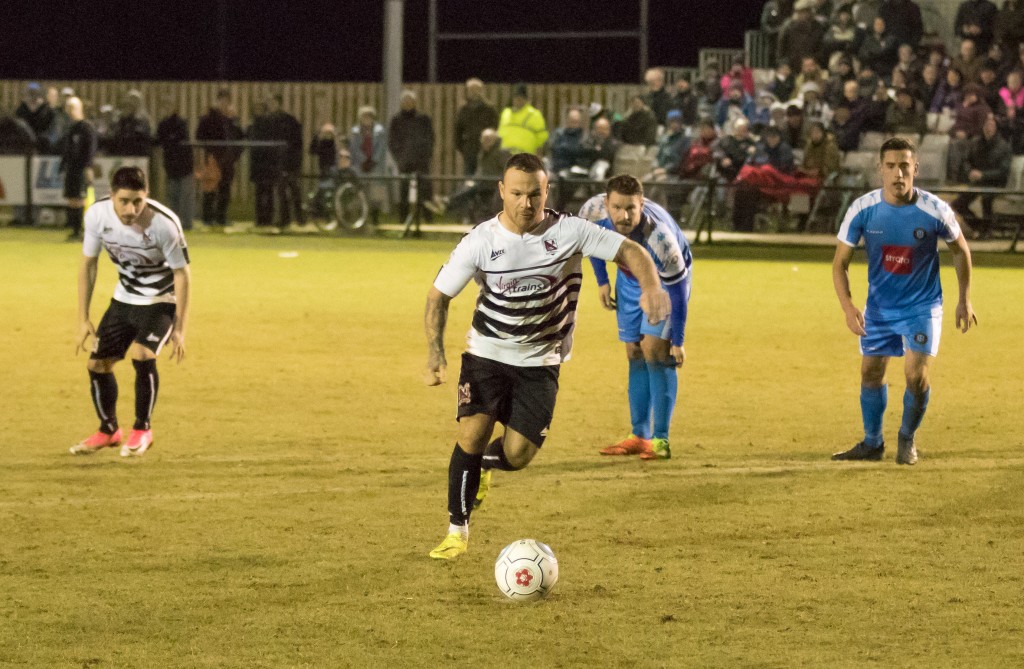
[914,333,928,344]
[458,382,471,406]
[913,228,926,240]
[544,239,558,253]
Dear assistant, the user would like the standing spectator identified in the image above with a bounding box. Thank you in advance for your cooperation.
[831,104,863,151]
[652,109,688,176]
[46,87,71,152]
[0,109,36,156]
[955,0,998,53]
[196,88,243,228]
[94,105,116,154]
[720,56,756,97]
[267,95,305,231]
[822,6,865,61]
[670,75,699,125]
[60,97,97,241]
[642,68,673,125]
[783,104,809,149]
[999,70,1024,120]
[995,0,1024,54]
[913,63,943,108]
[108,90,152,157]
[389,89,436,222]
[497,84,548,156]
[349,105,389,223]
[619,95,658,147]
[951,114,1011,236]
[15,83,56,154]
[155,93,195,230]
[454,78,498,176]
[878,0,924,49]
[859,17,899,79]
[778,0,827,70]
[549,107,586,174]
[950,39,983,84]
[309,123,338,179]
[247,99,280,231]
[885,87,928,136]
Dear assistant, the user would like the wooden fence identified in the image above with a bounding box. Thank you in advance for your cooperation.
[1,80,641,213]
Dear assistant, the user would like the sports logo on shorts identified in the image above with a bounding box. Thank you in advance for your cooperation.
[914,332,928,344]
[913,228,926,240]
[458,382,471,406]
[544,239,558,253]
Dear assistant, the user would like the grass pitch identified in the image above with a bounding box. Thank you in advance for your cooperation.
[1,228,1023,668]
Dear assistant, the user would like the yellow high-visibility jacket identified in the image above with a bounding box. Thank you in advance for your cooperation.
[497,104,549,155]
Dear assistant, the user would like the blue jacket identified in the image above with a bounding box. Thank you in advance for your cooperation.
[349,122,388,175]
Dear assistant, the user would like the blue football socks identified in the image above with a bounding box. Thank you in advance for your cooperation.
[900,387,931,439]
[648,360,678,441]
[860,384,887,447]
[628,358,652,439]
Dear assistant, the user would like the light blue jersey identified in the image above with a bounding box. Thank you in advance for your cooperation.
[837,188,960,321]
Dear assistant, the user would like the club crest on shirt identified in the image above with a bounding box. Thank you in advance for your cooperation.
[458,382,471,406]
[544,238,558,254]
[913,228,926,240]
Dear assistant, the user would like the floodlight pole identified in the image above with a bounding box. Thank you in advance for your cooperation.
[384,0,405,122]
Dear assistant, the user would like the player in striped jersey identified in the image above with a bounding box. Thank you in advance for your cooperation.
[424,153,670,559]
[588,176,693,461]
[832,137,976,465]
[71,167,192,457]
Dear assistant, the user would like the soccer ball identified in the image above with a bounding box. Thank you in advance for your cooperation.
[494,539,559,601]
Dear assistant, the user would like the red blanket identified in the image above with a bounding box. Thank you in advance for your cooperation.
[735,164,821,202]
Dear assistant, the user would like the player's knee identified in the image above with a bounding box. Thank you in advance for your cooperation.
[625,342,643,360]
[504,449,534,470]
[906,372,929,396]
[87,358,116,373]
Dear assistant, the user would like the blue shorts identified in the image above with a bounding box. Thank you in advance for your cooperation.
[615,276,690,343]
[860,311,942,358]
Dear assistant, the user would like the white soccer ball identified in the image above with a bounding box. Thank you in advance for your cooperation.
[494,539,559,601]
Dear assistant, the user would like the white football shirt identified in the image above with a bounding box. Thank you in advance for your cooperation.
[434,210,625,367]
[82,197,189,306]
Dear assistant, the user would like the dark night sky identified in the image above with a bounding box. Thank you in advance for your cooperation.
[4,1,764,83]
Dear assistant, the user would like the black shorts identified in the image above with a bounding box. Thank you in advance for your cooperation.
[91,299,176,361]
[63,169,87,200]
[456,352,560,447]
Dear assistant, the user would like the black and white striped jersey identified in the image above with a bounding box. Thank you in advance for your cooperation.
[434,210,625,367]
[82,198,189,306]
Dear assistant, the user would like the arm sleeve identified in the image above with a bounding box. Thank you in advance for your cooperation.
[568,216,625,261]
[667,278,688,347]
[936,200,962,243]
[432,233,480,298]
[159,224,190,270]
[590,257,610,286]
[81,207,102,258]
[836,200,865,247]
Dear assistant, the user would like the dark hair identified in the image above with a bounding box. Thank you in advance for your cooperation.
[605,174,644,198]
[879,136,916,159]
[503,152,546,177]
[216,88,231,100]
[110,166,147,192]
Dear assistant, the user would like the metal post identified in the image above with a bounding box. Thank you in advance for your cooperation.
[24,151,34,226]
[217,0,228,80]
[383,0,405,124]
[428,0,437,83]
[639,0,649,78]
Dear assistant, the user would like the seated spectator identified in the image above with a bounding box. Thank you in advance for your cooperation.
[861,78,894,131]
[856,66,883,99]
[851,0,881,30]
[642,67,673,126]
[714,117,757,182]
[885,88,928,136]
[783,104,808,149]
[715,82,756,131]
[795,56,828,92]
[977,63,1005,115]
[983,41,1007,79]
[751,91,778,131]
[858,17,899,80]
[831,104,863,151]
[732,125,820,231]
[433,128,510,222]
[779,0,826,70]
[549,108,586,174]
[999,70,1024,120]
[950,39,983,84]
[926,45,950,77]
[309,123,338,178]
[930,67,965,114]
[802,121,841,180]
[801,83,834,126]
[751,125,796,173]
[619,95,658,146]
[652,109,688,175]
[878,0,924,49]
[951,114,1011,236]
[768,62,798,103]
[678,118,719,179]
[913,63,943,108]
[892,43,923,87]
[822,6,865,60]
[721,54,756,97]
[578,117,619,178]
[948,83,994,179]
[671,76,699,126]
[823,55,856,106]
[889,68,911,97]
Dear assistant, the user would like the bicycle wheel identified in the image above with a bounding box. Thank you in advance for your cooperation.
[308,184,339,232]
[334,182,369,231]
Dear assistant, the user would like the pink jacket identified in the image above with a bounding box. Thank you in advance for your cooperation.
[999,86,1024,110]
